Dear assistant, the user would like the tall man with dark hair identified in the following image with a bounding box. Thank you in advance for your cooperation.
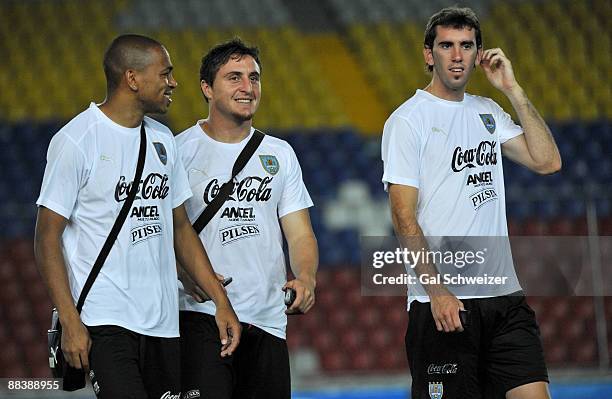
[176,38,318,399]
[35,34,241,399]
[382,7,561,399]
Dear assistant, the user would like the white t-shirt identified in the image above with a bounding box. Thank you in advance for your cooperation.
[382,90,523,304]
[37,103,192,337]
[176,123,313,339]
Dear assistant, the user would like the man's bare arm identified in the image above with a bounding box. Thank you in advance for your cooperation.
[389,184,464,332]
[34,207,91,370]
[280,209,318,315]
[172,205,241,356]
[480,48,561,174]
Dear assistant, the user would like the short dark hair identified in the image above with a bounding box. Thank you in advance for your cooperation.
[103,34,163,93]
[199,38,261,100]
[424,7,482,72]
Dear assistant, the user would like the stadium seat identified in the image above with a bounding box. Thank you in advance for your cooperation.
[320,351,348,372]
[351,348,376,370]
[378,345,407,370]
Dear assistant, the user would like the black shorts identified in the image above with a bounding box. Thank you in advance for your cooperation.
[180,311,290,399]
[406,292,548,399]
[87,325,181,399]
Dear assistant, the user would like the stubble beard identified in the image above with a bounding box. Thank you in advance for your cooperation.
[141,96,169,115]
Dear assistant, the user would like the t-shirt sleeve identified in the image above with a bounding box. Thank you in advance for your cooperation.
[491,100,523,143]
[278,145,313,218]
[170,139,193,209]
[36,133,88,219]
[381,115,421,191]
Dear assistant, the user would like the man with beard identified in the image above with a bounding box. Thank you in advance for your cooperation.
[35,34,240,399]
[382,7,561,399]
[176,38,318,399]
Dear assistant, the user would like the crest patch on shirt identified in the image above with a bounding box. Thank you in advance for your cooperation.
[259,155,279,175]
[153,142,167,165]
[428,381,443,399]
[478,114,496,134]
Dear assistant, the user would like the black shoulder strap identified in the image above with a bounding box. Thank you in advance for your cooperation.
[75,122,147,313]
[192,129,265,234]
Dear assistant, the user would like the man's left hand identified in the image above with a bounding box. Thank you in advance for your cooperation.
[480,48,519,93]
[283,278,316,315]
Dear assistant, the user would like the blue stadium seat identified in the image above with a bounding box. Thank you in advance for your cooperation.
[564,121,588,143]
[561,200,586,218]
[557,140,575,160]
[506,201,533,220]
[337,229,360,264]
[596,199,611,217]
[570,159,589,180]
[535,200,561,220]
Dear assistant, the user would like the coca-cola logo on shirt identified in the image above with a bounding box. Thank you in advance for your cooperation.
[451,140,497,172]
[203,176,272,205]
[114,173,170,202]
[427,363,458,374]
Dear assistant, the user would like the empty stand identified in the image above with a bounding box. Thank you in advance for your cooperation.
[0,0,610,379]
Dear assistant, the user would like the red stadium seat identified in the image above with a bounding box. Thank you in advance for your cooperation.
[339,329,366,350]
[332,269,359,289]
[315,270,331,291]
[507,219,522,235]
[526,297,544,315]
[571,340,597,364]
[538,318,556,342]
[384,307,408,331]
[351,348,375,370]
[0,345,25,377]
[0,281,24,308]
[286,331,307,349]
[6,300,31,325]
[327,308,355,330]
[0,363,28,378]
[24,341,49,376]
[600,216,612,235]
[548,298,570,320]
[356,305,382,328]
[522,219,549,235]
[33,301,53,330]
[0,259,17,284]
[320,351,347,372]
[18,259,41,284]
[572,218,589,235]
[370,295,396,307]
[378,345,408,370]
[549,218,575,235]
[31,363,51,378]
[606,297,612,320]
[560,318,588,342]
[345,288,364,309]
[14,321,37,345]
[545,342,568,365]
[369,328,393,349]
[6,239,34,264]
[23,278,50,306]
[573,297,595,320]
[312,331,336,352]
[316,288,339,309]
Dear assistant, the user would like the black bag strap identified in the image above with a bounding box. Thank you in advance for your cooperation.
[192,129,265,234]
[75,122,147,313]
